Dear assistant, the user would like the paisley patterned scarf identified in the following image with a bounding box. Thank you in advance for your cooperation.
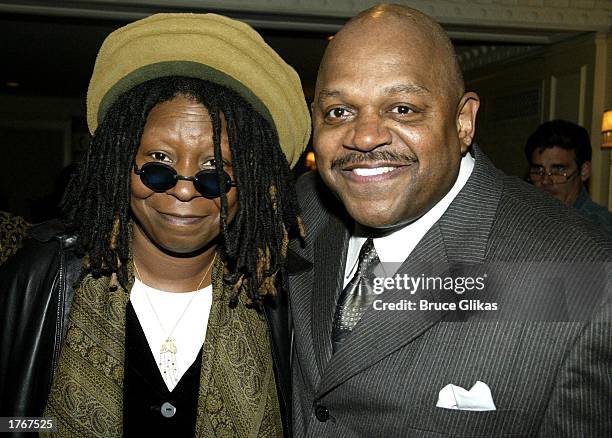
[43,258,282,437]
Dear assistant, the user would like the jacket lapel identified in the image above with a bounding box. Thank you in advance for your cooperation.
[288,172,351,381]
[311,215,349,374]
[437,146,502,264]
[316,223,450,397]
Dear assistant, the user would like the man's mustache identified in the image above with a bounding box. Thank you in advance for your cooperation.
[331,150,418,169]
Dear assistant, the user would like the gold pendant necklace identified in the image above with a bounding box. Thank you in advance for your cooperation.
[133,253,216,387]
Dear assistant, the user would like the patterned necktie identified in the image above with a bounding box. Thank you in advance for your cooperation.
[332,238,380,353]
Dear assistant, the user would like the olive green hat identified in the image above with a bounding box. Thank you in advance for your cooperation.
[87,13,310,167]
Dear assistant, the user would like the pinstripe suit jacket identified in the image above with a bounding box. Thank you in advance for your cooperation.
[288,146,612,438]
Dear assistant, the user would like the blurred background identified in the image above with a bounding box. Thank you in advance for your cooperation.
[0,0,610,221]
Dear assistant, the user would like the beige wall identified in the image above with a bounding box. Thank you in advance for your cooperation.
[589,33,611,209]
[466,32,611,208]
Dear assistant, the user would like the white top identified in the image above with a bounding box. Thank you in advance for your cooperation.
[343,153,475,286]
[130,279,213,392]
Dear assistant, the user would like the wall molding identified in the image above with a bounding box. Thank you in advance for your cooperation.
[0,0,609,43]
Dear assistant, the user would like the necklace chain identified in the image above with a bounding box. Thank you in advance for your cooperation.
[133,253,216,389]
[133,253,216,338]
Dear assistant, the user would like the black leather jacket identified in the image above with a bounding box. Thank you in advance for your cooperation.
[0,221,292,437]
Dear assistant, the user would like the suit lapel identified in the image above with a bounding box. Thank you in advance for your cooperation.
[312,214,350,374]
[437,146,502,264]
[316,223,450,396]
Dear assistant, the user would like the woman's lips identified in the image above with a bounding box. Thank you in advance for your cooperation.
[158,212,206,225]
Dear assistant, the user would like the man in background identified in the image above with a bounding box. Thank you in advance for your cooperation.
[525,119,612,233]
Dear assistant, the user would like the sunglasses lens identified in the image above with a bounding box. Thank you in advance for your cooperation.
[139,163,176,192]
[194,170,232,198]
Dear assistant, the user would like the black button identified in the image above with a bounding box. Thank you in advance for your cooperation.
[315,405,329,422]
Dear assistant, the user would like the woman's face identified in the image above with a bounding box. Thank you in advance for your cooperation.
[130,94,238,254]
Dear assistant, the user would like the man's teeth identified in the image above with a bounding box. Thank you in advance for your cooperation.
[352,167,395,176]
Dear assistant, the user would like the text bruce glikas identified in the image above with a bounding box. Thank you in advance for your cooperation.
[372,273,486,295]
[371,273,499,311]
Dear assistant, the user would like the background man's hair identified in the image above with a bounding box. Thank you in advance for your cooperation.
[63,76,302,304]
[524,119,592,166]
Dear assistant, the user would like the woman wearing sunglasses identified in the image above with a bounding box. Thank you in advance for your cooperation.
[0,13,310,438]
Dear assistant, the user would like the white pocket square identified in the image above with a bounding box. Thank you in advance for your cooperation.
[436,381,496,411]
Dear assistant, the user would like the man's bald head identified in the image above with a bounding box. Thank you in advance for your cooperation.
[311,3,480,228]
[318,3,464,104]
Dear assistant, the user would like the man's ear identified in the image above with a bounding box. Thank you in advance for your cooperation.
[456,92,480,154]
[580,160,591,182]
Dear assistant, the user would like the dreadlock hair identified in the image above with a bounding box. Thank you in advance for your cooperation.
[63,76,303,305]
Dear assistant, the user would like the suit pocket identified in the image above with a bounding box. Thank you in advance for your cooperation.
[405,405,529,437]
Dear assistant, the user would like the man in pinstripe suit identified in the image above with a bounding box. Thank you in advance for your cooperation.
[289,4,611,437]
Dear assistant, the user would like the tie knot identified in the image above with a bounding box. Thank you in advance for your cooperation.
[357,238,379,275]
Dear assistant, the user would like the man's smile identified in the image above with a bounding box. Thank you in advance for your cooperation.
[351,166,396,176]
[338,163,413,183]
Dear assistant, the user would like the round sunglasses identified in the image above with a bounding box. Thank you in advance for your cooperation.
[133,162,236,199]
